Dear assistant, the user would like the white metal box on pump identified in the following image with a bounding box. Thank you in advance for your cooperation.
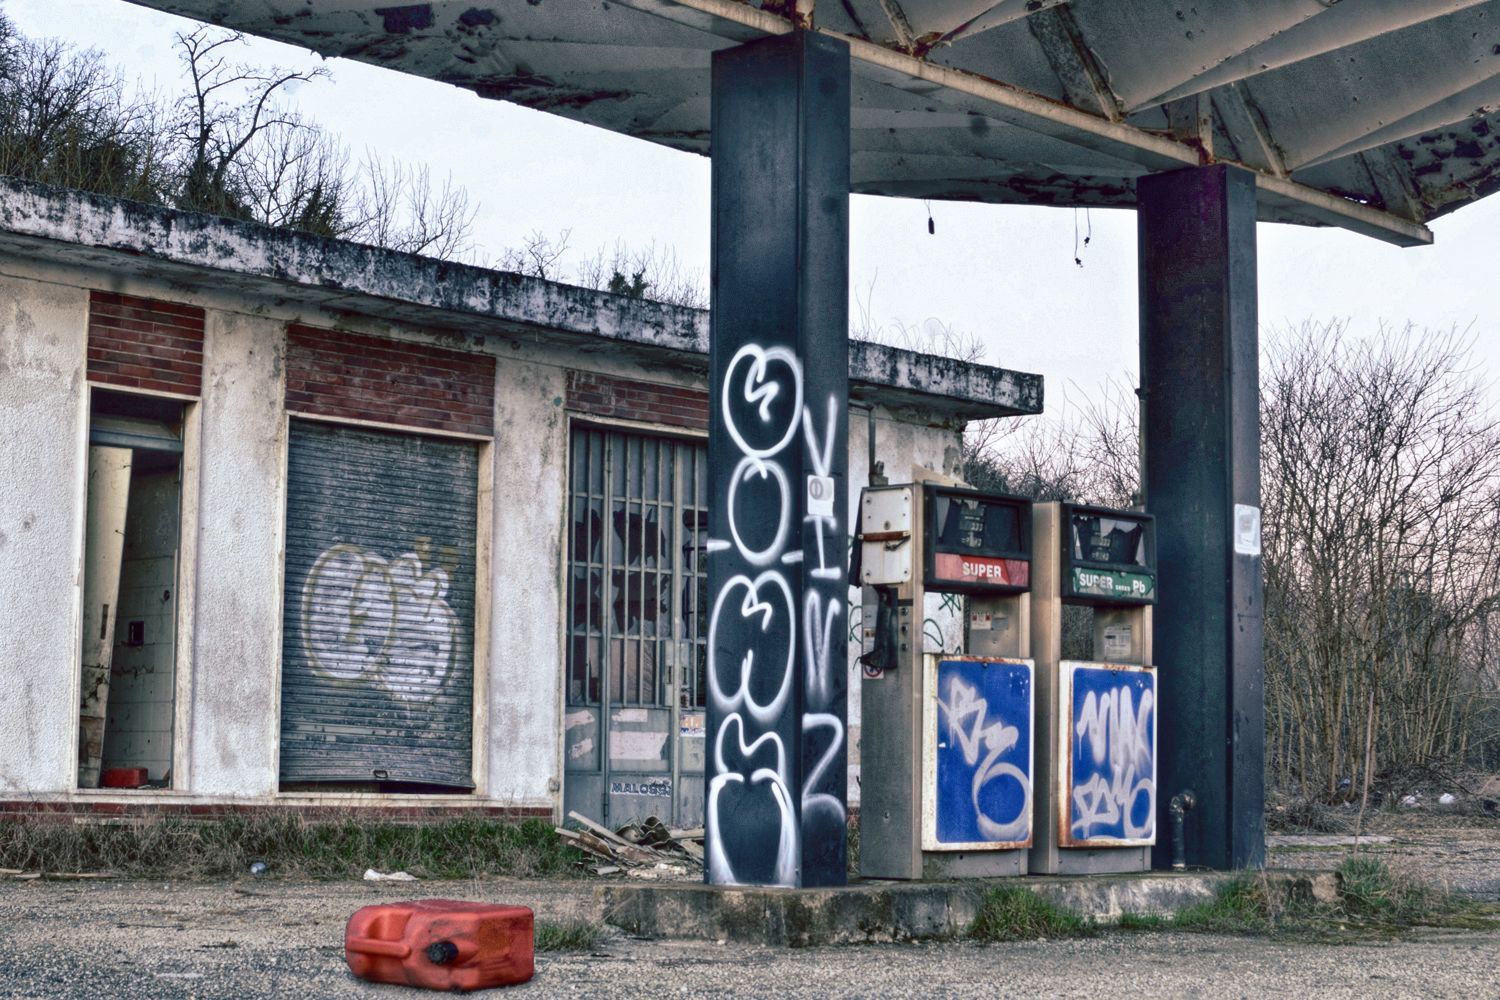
[857,474,1037,880]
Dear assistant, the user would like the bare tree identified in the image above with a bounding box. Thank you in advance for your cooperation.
[347,152,477,260]
[0,19,482,261]
[0,30,171,203]
[1261,321,1500,801]
[575,239,707,308]
[172,26,330,218]
[494,229,572,281]
[236,116,351,237]
[169,27,480,259]
[850,275,986,362]
[964,377,1138,509]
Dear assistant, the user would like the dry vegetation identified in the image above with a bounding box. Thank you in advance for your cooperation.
[967,320,1500,806]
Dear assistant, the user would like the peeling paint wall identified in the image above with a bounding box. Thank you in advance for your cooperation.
[0,275,87,794]
[485,353,568,805]
[186,312,287,796]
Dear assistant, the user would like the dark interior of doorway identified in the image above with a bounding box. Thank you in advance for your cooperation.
[77,389,184,790]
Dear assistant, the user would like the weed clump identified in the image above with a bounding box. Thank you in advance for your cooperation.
[969,886,1097,942]
[1143,858,1474,938]
[1167,876,1277,933]
[1334,856,1452,925]
[533,920,605,952]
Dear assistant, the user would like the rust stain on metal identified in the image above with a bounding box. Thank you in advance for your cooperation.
[759,0,810,30]
[472,76,631,111]
[373,4,435,34]
[457,8,497,28]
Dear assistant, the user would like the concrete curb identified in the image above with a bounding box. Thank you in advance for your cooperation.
[593,871,1338,947]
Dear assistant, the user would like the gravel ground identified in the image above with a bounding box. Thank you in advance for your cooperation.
[0,813,1495,998]
[1266,812,1500,901]
[0,877,1496,999]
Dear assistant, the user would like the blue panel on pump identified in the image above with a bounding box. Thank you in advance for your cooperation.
[931,658,1032,848]
[1064,664,1157,846]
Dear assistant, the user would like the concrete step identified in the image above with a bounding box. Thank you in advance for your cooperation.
[595,871,1336,947]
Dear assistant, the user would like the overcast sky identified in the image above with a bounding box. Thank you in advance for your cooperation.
[12,0,1500,407]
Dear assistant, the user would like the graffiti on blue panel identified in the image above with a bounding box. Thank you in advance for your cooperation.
[934,659,1032,844]
[1069,666,1156,842]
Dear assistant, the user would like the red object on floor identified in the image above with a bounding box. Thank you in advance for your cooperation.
[100,767,148,788]
[344,899,534,992]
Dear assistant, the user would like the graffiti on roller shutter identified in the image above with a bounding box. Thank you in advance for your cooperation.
[302,543,458,701]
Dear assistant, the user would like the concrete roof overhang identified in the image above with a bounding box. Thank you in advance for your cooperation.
[0,177,1041,420]
[122,0,1500,248]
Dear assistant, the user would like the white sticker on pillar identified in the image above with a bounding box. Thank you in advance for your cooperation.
[1233,504,1262,556]
[807,475,835,517]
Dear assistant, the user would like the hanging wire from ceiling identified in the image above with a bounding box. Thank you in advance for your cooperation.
[1073,206,1092,266]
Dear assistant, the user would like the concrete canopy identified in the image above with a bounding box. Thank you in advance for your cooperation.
[121,0,1500,247]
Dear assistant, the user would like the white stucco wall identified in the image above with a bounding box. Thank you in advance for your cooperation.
[0,274,87,794]
[484,355,569,807]
[185,311,287,796]
[844,408,966,801]
[0,262,975,811]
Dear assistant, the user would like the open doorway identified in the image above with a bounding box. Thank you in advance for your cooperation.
[77,389,185,790]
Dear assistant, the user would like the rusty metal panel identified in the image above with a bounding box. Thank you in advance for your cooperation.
[280,419,477,788]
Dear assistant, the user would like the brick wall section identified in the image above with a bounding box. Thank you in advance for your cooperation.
[87,291,205,396]
[285,325,496,437]
[565,370,708,431]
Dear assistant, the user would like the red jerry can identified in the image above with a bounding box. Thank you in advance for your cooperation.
[345,899,535,992]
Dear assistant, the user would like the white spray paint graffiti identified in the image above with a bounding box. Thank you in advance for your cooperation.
[706,343,847,886]
[937,676,1031,842]
[301,543,457,702]
[1071,683,1155,839]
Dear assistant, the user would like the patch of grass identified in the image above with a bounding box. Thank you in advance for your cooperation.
[969,886,1098,942]
[1334,856,1453,926]
[0,813,587,880]
[533,920,605,952]
[1168,876,1277,933]
[1114,912,1169,931]
[1158,859,1481,940]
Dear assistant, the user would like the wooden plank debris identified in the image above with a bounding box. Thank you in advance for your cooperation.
[557,812,707,879]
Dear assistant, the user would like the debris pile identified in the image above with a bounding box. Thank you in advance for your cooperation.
[555,811,703,879]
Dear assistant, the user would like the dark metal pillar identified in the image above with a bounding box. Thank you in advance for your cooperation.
[705,31,851,888]
[1138,164,1265,871]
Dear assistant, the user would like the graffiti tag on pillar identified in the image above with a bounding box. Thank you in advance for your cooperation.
[707,345,846,886]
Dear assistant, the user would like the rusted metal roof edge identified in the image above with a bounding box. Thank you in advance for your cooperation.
[0,177,1042,420]
[618,0,1435,247]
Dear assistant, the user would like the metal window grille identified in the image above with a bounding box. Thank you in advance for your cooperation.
[566,426,708,711]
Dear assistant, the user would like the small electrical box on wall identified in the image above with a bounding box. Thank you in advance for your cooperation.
[857,473,1037,880]
[1029,502,1158,876]
[859,486,913,587]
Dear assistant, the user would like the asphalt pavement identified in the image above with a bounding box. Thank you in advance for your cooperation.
[1,878,1496,999]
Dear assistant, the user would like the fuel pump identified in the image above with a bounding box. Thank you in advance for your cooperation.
[1029,502,1158,875]
[856,474,1035,879]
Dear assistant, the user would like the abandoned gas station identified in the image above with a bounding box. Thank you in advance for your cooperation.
[5,0,1497,887]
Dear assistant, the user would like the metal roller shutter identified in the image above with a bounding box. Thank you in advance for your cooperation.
[280,419,478,787]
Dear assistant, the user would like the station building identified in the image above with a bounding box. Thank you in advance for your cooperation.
[0,178,1040,822]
